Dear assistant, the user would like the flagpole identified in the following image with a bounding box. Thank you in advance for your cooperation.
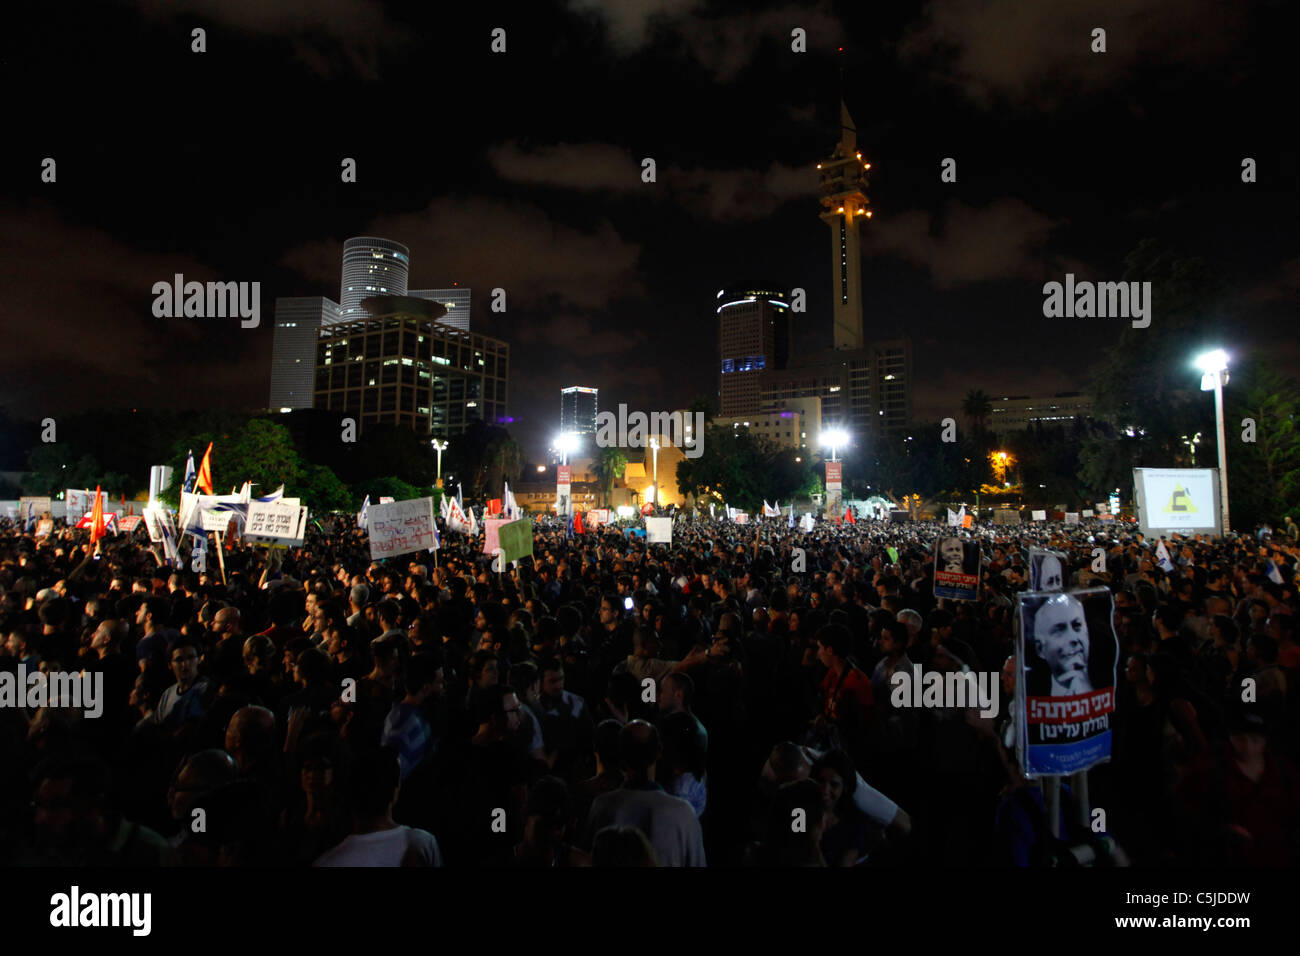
[214,530,228,585]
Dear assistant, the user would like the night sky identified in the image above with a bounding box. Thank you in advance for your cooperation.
[4,0,1295,461]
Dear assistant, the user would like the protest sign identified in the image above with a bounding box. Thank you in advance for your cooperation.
[933,536,980,601]
[1031,510,1047,521]
[20,496,51,517]
[645,517,672,544]
[142,508,164,542]
[367,497,435,560]
[482,518,506,556]
[246,501,308,543]
[498,518,534,565]
[65,489,94,525]
[1064,512,1080,525]
[117,515,143,533]
[1028,549,1069,591]
[1015,587,1119,777]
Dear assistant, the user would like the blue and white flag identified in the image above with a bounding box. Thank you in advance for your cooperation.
[456,483,464,511]
[182,451,197,494]
[256,485,284,503]
[25,501,35,533]
[503,482,520,520]
[428,519,441,553]
[1154,540,1175,573]
[566,509,574,540]
[1266,559,1285,586]
[357,494,370,531]
[788,503,795,529]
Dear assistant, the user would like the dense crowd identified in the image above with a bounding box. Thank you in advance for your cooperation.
[1,510,1297,867]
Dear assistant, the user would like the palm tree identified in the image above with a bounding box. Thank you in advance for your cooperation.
[483,434,522,497]
[595,447,628,508]
[962,389,993,435]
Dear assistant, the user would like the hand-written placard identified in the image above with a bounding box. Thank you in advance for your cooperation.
[246,501,306,541]
[202,509,234,531]
[368,497,436,560]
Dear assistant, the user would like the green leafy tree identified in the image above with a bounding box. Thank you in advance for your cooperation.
[596,447,628,507]
[357,477,422,503]
[297,463,353,513]
[1228,362,1300,527]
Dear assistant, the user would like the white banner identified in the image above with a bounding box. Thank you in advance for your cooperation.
[1031,510,1047,521]
[645,517,672,544]
[65,489,94,525]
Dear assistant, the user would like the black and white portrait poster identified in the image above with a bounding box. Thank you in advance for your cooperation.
[933,535,980,601]
[1028,549,1069,592]
[1015,587,1118,777]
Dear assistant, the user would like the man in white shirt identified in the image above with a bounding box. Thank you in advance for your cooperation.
[314,747,442,866]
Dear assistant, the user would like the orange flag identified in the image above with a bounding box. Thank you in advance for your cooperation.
[90,485,106,544]
[573,509,585,535]
[844,507,855,525]
[196,442,214,495]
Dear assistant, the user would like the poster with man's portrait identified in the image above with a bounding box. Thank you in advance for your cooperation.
[933,535,980,601]
[1015,587,1119,777]
[1028,549,1069,592]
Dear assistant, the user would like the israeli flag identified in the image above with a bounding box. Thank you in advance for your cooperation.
[1155,540,1175,573]
[1266,559,1285,586]
[25,501,35,533]
[182,450,197,494]
[357,494,370,531]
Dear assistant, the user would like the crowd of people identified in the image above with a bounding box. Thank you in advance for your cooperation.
[1,508,1297,867]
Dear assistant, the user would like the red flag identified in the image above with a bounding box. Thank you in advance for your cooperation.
[196,442,214,495]
[488,498,502,517]
[844,507,855,525]
[573,509,585,534]
[90,485,106,544]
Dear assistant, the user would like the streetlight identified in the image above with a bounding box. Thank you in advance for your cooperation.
[1196,349,1230,533]
[820,428,849,462]
[431,438,448,488]
[554,432,579,466]
[648,437,660,509]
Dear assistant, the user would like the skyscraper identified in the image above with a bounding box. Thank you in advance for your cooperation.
[818,101,871,351]
[560,386,598,436]
[314,295,508,438]
[339,237,410,319]
[716,284,790,416]
[408,286,471,331]
[269,297,340,410]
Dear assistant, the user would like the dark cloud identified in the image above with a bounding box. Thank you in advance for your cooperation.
[0,204,267,418]
[899,0,1252,107]
[563,0,843,79]
[282,197,645,311]
[488,141,814,221]
[864,199,1089,288]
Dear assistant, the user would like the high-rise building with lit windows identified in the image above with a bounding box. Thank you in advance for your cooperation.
[339,237,410,319]
[269,297,340,410]
[313,296,508,438]
[408,287,471,331]
[717,284,789,417]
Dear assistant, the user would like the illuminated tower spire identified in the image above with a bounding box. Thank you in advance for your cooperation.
[817,100,871,350]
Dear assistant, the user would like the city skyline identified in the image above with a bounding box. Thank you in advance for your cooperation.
[4,0,1295,465]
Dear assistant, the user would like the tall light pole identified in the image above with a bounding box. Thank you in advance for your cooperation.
[431,438,448,488]
[820,428,849,462]
[1196,349,1230,534]
[648,437,660,509]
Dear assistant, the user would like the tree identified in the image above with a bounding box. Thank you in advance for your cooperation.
[1081,240,1227,491]
[483,433,523,496]
[962,390,993,435]
[1227,361,1300,528]
[297,463,353,513]
[596,447,628,507]
[357,477,422,503]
